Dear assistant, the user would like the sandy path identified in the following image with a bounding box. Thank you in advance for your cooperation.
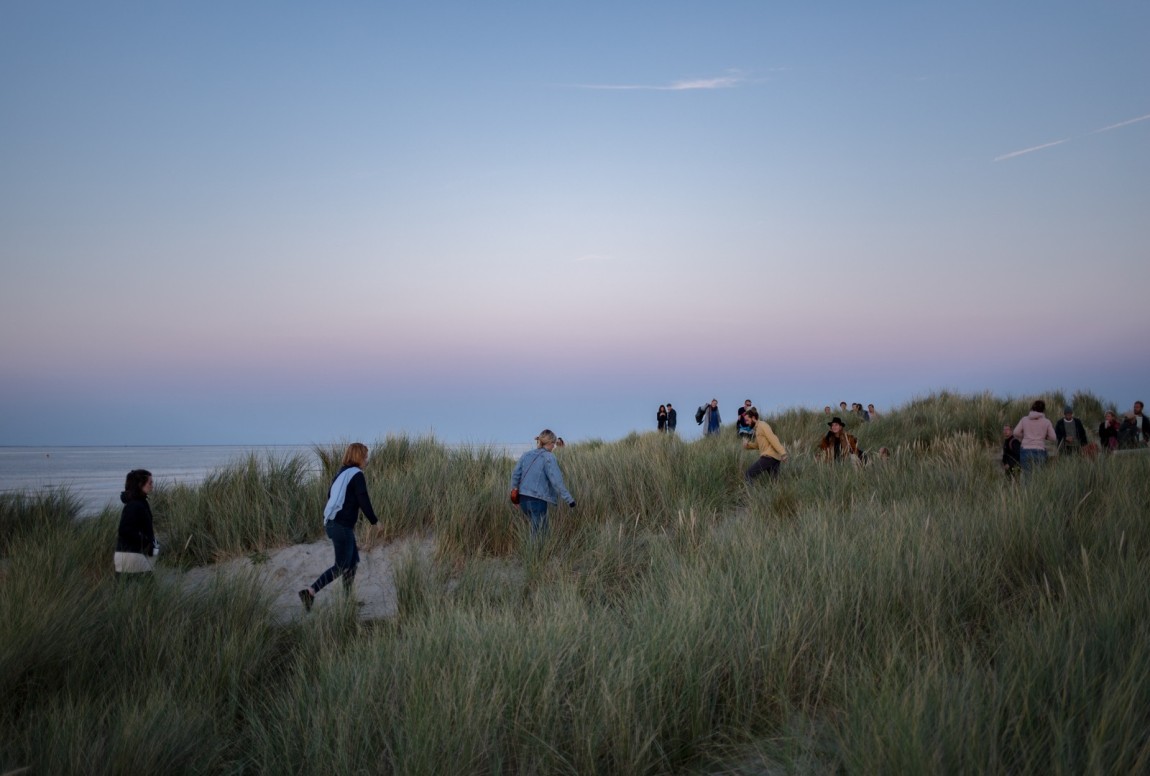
[174,536,435,624]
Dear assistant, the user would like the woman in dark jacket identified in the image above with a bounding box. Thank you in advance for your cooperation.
[1099,411,1121,451]
[115,469,157,577]
[299,442,379,611]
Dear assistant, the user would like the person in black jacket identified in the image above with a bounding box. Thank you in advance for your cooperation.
[1098,410,1121,452]
[299,443,379,611]
[1054,405,1089,455]
[115,469,157,578]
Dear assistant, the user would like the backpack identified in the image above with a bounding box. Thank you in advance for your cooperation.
[695,406,706,425]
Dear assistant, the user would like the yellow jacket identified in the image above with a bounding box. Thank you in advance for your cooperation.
[745,420,787,461]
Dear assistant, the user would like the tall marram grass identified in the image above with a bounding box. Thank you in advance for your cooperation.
[3,390,1148,774]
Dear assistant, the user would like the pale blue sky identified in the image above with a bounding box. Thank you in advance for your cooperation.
[2,1,1147,446]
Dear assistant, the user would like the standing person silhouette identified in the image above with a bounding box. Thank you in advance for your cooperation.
[666,403,678,433]
[299,442,379,611]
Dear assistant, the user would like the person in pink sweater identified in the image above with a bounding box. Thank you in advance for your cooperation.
[1012,399,1057,474]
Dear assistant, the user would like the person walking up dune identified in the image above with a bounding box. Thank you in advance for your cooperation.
[299,442,379,611]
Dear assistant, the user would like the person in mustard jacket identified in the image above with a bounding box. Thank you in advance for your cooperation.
[742,408,788,482]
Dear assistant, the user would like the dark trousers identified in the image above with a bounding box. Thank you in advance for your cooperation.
[312,521,360,593]
[746,455,781,482]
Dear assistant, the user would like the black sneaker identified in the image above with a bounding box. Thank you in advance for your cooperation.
[298,589,315,612]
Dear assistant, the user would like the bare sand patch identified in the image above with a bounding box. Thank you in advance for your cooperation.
[173,536,435,624]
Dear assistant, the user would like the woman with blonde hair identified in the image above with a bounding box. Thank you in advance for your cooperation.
[299,442,379,611]
[509,429,576,539]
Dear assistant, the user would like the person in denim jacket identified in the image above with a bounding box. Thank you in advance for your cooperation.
[509,429,575,539]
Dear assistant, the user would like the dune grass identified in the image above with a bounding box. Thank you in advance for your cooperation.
[2,390,1148,773]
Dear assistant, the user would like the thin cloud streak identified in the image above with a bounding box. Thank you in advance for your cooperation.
[1089,112,1150,134]
[994,138,1070,162]
[574,75,743,91]
[995,111,1149,161]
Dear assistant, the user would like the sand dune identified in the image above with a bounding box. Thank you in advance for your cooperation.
[173,536,435,624]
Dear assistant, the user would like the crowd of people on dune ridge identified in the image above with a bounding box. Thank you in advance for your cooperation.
[110,396,1148,610]
[1001,399,1149,477]
[658,395,1149,485]
[657,398,888,484]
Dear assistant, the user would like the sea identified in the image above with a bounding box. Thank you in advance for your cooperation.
[0,443,530,517]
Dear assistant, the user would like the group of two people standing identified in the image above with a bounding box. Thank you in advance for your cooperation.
[298,434,574,612]
[299,435,575,611]
[656,404,678,432]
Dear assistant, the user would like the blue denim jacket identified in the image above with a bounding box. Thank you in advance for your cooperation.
[510,449,574,506]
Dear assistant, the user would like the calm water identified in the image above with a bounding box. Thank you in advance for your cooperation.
[0,443,532,516]
[0,446,320,516]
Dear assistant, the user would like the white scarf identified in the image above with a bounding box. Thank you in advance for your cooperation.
[323,467,362,524]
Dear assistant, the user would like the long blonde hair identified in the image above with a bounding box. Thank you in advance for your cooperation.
[342,442,369,468]
[535,429,557,448]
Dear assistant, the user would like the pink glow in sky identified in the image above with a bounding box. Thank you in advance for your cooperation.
[2,2,1147,446]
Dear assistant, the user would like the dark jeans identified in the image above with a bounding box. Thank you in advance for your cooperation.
[518,495,550,539]
[1020,448,1047,474]
[312,521,360,593]
[746,455,781,482]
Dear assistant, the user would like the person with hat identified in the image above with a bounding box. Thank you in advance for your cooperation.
[819,416,861,464]
[1054,405,1088,456]
[741,408,787,481]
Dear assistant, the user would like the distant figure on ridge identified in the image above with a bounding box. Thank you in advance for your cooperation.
[819,416,862,464]
[702,399,722,436]
[867,403,879,419]
[299,442,379,612]
[742,408,787,482]
[656,404,668,432]
[666,403,677,433]
[115,468,158,580]
[736,399,754,438]
[509,429,575,540]
[1012,400,1057,474]
[1098,411,1121,452]
[1127,401,1150,447]
[1001,425,1021,478]
[1054,405,1088,456]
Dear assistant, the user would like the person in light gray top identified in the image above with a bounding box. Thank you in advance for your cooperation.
[509,429,575,539]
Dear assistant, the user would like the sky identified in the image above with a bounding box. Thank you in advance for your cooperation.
[2,1,1148,447]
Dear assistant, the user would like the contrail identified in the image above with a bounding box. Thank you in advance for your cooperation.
[995,111,1149,161]
[1089,112,1150,134]
[994,138,1070,162]
[574,75,743,91]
